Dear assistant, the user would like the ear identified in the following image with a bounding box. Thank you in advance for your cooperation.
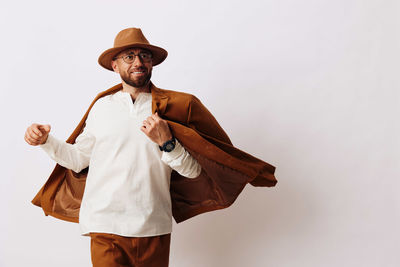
[111,60,119,73]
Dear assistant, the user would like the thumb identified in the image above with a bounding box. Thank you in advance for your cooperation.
[39,124,51,133]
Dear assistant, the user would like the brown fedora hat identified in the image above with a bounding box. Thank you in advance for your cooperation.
[98,27,168,71]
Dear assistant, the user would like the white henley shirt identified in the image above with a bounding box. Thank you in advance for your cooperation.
[40,90,201,237]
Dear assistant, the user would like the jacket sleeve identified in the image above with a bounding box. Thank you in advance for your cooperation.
[185,94,277,186]
[39,110,96,173]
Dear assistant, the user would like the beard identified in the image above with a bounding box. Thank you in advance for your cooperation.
[120,68,152,88]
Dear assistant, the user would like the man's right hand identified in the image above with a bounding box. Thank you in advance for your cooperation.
[24,123,51,146]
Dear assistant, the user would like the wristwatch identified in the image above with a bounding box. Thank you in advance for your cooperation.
[159,137,176,152]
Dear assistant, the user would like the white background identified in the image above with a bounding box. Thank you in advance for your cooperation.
[1,0,399,266]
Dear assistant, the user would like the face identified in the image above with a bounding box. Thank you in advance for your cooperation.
[111,47,153,88]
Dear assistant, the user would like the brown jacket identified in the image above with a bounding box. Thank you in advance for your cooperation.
[32,82,277,224]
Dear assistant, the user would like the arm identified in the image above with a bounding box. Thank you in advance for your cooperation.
[39,128,95,173]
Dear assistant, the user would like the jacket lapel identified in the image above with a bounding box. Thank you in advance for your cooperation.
[150,82,169,115]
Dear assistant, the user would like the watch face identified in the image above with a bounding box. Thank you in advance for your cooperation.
[166,143,174,150]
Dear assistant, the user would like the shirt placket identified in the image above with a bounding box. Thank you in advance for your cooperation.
[120,92,136,115]
[131,94,142,116]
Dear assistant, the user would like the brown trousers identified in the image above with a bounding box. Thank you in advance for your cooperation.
[89,232,171,267]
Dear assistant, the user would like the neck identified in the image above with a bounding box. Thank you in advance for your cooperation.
[121,81,151,100]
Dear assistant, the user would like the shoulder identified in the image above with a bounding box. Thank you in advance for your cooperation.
[158,87,194,98]
[91,95,107,111]
[158,88,206,118]
[156,87,200,105]
[92,83,124,107]
[93,90,118,107]
[86,92,114,118]
[155,87,207,123]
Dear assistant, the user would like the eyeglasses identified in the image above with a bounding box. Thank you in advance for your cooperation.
[113,51,153,64]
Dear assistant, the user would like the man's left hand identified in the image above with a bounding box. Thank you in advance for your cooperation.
[141,112,173,146]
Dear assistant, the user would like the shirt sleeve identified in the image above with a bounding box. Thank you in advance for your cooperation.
[161,138,202,178]
[39,114,96,173]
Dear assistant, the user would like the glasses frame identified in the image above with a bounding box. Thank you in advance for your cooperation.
[113,51,153,64]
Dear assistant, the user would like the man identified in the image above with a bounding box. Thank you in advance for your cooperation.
[25,27,278,267]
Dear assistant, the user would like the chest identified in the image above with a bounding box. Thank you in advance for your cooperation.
[90,95,152,143]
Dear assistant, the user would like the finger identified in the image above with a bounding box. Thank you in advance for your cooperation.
[44,124,51,132]
[140,125,148,134]
[25,134,38,145]
[24,135,31,145]
[144,119,154,127]
[26,133,38,143]
[38,124,50,133]
[24,135,35,145]
[147,119,156,127]
[29,128,41,139]
[29,127,43,140]
[151,113,159,120]
[32,125,43,136]
[28,129,40,139]
[142,120,150,129]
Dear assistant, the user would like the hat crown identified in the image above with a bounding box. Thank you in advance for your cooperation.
[114,28,150,48]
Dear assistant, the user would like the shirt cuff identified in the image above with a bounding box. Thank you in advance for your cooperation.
[160,138,185,163]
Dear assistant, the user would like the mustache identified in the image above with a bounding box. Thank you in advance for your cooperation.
[130,68,147,73]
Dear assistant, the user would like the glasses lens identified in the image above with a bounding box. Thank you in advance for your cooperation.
[123,54,135,63]
[139,52,152,62]
[121,52,152,64]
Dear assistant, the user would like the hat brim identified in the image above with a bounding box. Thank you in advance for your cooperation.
[98,43,168,71]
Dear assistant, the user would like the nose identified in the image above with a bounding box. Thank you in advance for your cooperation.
[132,54,144,67]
